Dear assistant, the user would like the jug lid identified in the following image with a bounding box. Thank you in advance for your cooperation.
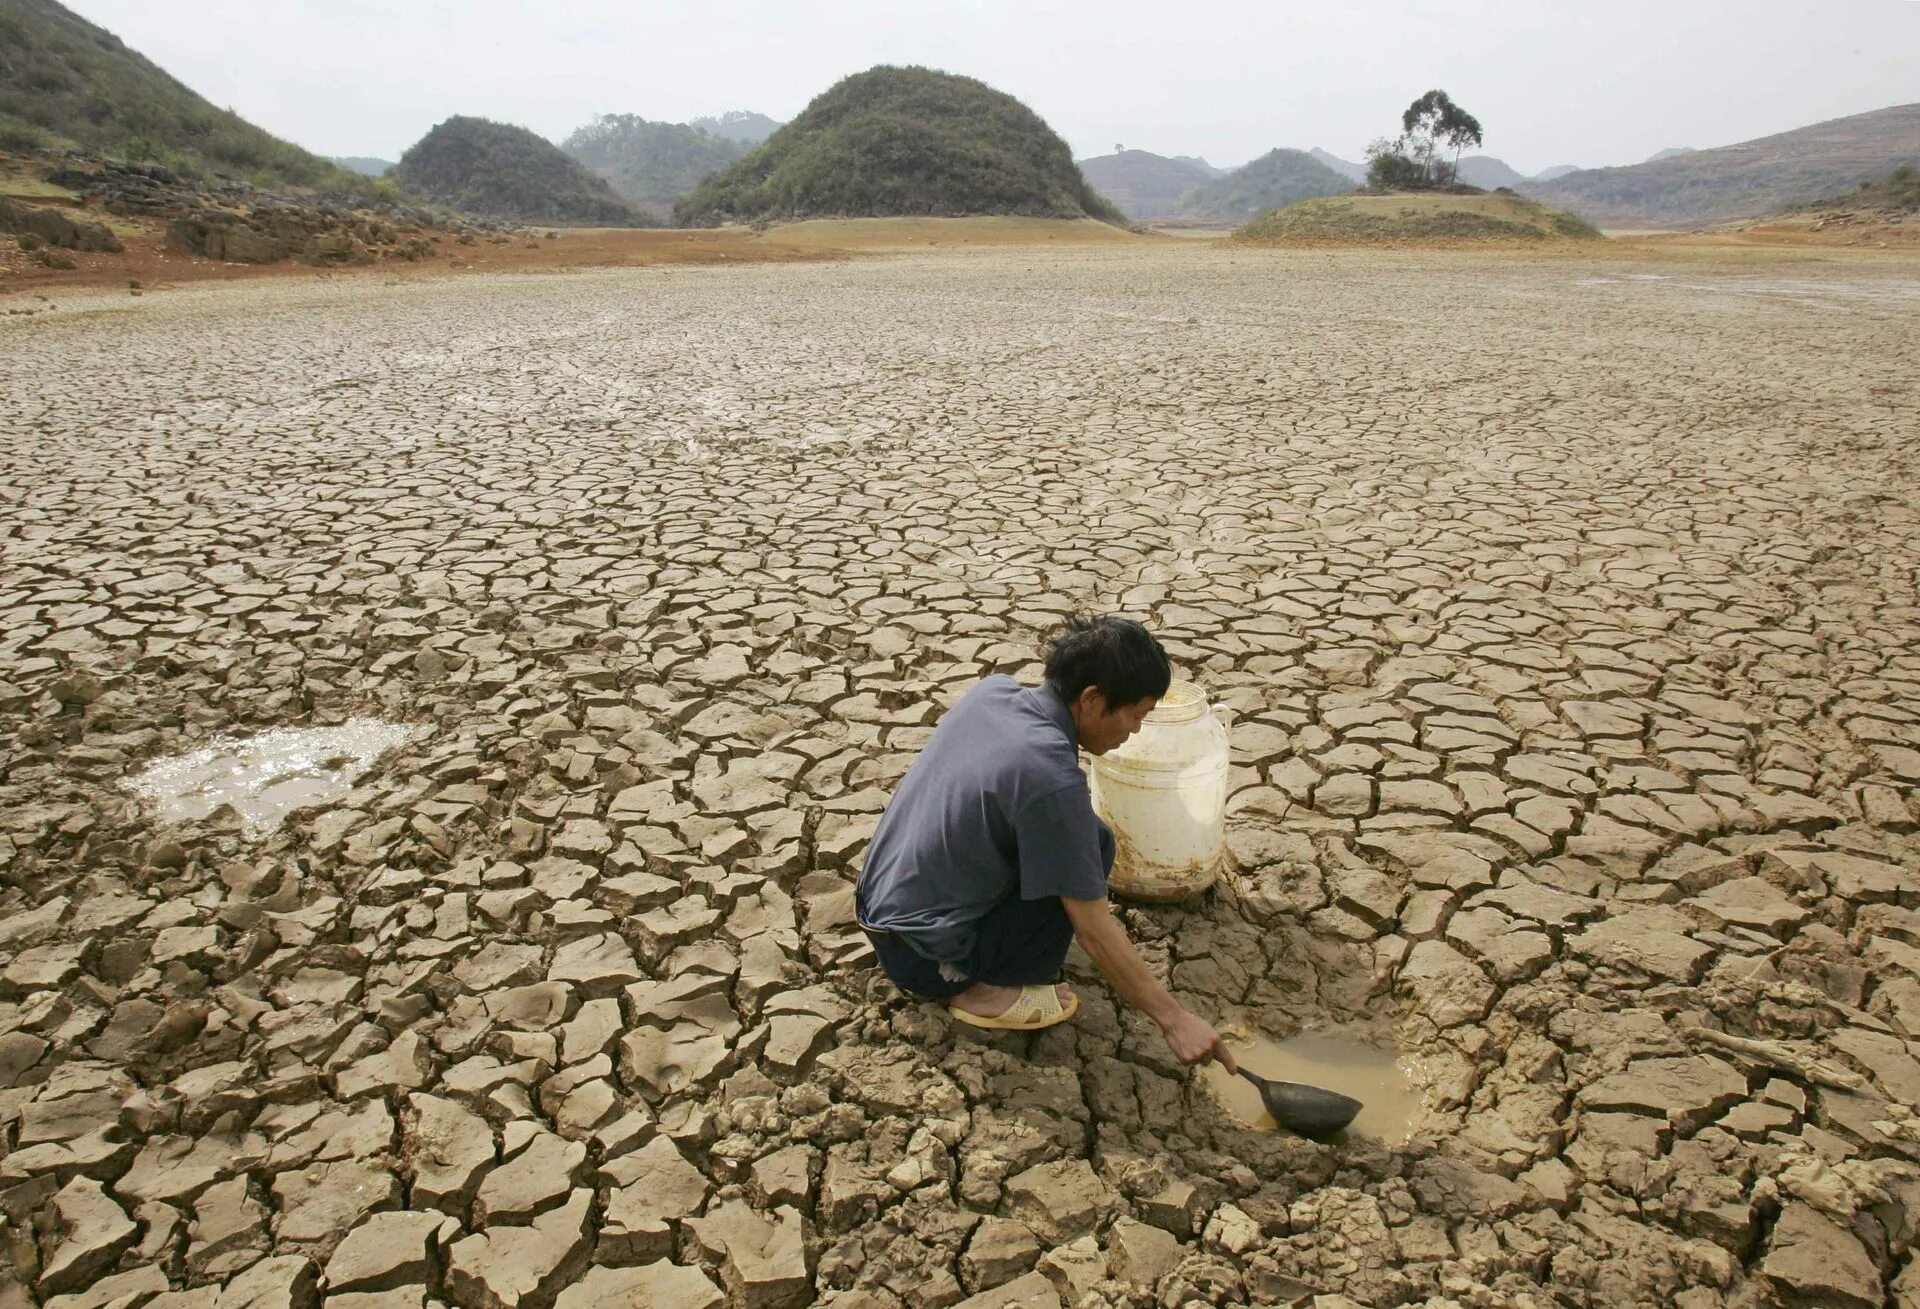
[1146,679,1208,724]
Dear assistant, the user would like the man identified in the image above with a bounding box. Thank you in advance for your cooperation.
[856,614,1236,1072]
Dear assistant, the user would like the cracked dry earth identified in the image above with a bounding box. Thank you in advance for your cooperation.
[3,245,1920,1309]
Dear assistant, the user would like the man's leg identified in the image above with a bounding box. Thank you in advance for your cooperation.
[967,895,1075,987]
[866,932,972,1000]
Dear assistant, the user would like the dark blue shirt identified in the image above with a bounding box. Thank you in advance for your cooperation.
[857,676,1114,963]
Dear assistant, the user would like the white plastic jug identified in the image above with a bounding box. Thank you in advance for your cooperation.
[1089,679,1230,902]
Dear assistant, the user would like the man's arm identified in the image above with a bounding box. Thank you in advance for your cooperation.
[1061,896,1237,1073]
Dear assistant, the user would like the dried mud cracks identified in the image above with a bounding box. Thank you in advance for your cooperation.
[3,249,1920,1308]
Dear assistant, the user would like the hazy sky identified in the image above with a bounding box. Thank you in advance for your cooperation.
[68,0,1920,174]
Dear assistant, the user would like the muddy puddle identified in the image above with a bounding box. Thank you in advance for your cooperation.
[126,719,422,836]
[1202,1029,1426,1144]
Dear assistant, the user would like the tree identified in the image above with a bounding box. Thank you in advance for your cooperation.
[1401,89,1483,187]
[1363,90,1485,190]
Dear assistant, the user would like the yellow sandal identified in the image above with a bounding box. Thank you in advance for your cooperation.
[949,984,1079,1031]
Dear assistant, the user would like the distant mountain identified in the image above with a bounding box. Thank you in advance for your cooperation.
[1173,154,1232,178]
[1644,147,1696,164]
[393,116,643,225]
[562,115,747,212]
[1076,149,1215,220]
[331,156,394,177]
[1309,148,1368,183]
[0,0,348,188]
[1454,155,1529,190]
[685,111,782,145]
[1532,165,1580,182]
[1178,147,1355,222]
[1526,103,1920,228]
[676,66,1125,227]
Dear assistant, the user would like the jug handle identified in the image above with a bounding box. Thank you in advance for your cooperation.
[1212,703,1237,737]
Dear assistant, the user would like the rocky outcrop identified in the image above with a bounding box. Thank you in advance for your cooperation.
[0,196,123,252]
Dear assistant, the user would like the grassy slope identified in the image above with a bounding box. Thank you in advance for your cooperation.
[1177,148,1354,222]
[1235,192,1603,245]
[0,0,349,188]
[394,116,641,227]
[562,116,747,213]
[675,65,1126,227]
[1075,149,1214,221]
[1526,102,1920,228]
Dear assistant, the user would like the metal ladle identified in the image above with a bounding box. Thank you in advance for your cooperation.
[1236,1066,1363,1140]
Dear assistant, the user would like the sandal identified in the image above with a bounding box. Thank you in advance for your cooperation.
[948,984,1079,1031]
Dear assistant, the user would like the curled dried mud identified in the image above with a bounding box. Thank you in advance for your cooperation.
[2,245,1919,1309]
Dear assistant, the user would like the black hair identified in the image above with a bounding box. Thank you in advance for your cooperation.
[1043,614,1172,708]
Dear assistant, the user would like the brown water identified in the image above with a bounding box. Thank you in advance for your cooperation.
[1201,1030,1425,1144]
[126,719,421,837]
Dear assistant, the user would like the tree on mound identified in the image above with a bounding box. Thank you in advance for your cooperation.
[673,65,1126,227]
[1234,192,1601,245]
[1365,90,1485,190]
[394,116,644,226]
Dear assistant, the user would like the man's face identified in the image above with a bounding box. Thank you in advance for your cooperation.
[1073,688,1158,756]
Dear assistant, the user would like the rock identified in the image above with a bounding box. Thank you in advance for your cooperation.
[1003,1160,1113,1245]
[1576,1056,1750,1133]
[598,1136,711,1264]
[950,1272,1059,1309]
[960,1216,1041,1293]
[1568,907,1715,983]
[302,232,376,266]
[444,1188,592,1309]
[1200,1202,1262,1256]
[553,1262,724,1309]
[38,1176,138,1295]
[406,1094,495,1209]
[1396,939,1495,1027]
[322,1211,445,1294]
[473,1131,584,1225]
[1035,1235,1106,1301]
[1760,1203,1881,1308]
[214,1255,319,1309]
[117,1134,255,1206]
[1106,1217,1181,1289]
[749,1145,814,1211]
[685,1201,810,1309]
[0,197,123,252]
[271,1158,403,1258]
[41,1265,171,1309]
[546,934,641,995]
[186,1175,270,1280]
[1683,877,1807,937]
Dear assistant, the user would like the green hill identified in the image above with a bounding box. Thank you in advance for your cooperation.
[0,0,348,188]
[393,116,641,226]
[674,65,1125,227]
[561,115,747,214]
[1235,192,1602,245]
[1177,148,1355,222]
[686,111,782,145]
[1075,149,1214,221]
[1525,102,1920,228]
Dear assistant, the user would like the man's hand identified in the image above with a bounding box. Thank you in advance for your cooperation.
[1061,896,1239,1075]
[1160,1007,1237,1073]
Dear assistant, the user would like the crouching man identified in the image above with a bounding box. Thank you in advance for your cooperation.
[856,614,1235,1070]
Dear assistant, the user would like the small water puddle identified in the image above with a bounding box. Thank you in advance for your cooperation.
[127,719,422,837]
[1201,1029,1426,1144]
